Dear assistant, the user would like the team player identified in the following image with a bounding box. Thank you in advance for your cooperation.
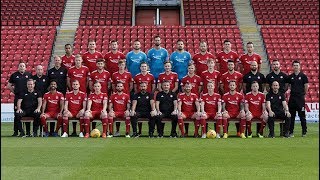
[61,80,87,138]
[243,61,266,94]
[67,54,90,93]
[48,55,67,95]
[216,39,239,74]
[61,44,75,70]
[133,62,156,94]
[108,82,131,138]
[200,59,221,94]
[104,40,126,75]
[221,81,246,138]
[265,60,288,93]
[82,39,103,73]
[40,80,64,137]
[147,36,169,80]
[244,81,268,138]
[83,82,108,138]
[170,39,192,81]
[192,41,215,76]
[89,59,111,94]
[239,42,262,75]
[181,63,202,96]
[126,40,147,77]
[220,60,243,94]
[177,83,201,138]
[200,82,223,138]
[157,61,179,92]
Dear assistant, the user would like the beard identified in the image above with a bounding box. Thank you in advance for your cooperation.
[116,89,122,92]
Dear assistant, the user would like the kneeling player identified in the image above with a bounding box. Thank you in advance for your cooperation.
[62,80,87,137]
[221,81,246,138]
[177,83,201,138]
[83,82,108,138]
[244,81,268,138]
[200,82,222,138]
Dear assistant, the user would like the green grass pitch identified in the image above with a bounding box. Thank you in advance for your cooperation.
[1,122,319,179]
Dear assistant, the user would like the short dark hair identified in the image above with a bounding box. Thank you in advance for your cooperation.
[140,62,148,66]
[153,35,160,39]
[247,41,254,45]
[164,61,172,65]
[110,40,118,44]
[118,60,125,65]
[50,79,57,84]
[224,39,230,44]
[227,60,234,64]
[96,59,105,63]
[162,80,170,84]
[292,60,300,65]
[65,44,72,48]
[176,39,184,44]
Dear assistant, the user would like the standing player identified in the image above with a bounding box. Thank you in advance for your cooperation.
[32,65,49,96]
[61,80,87,138]
[265,60,288,93]
[8,62,32,136]
[243,61,266,94]
[177,83,201,138]
[244,81,268,138]
[126,40,147,77]
[104,40,126,76]
[220,60,243,94]
[157,61,179,93]
[181,63,202,96]
[108,82,131,138]
[133,62,156,94]
[287,60,308,137]
[239,42,262,75]
[89,59,111,94]
[67,54,90,93]
[61,44,75,70]
[221,81,246,138]
[170,39,192,81]
[82,39,103,73]
[200,82,222,138]
[40,80,64,137]
[147,36,169,81]
[83,82,108,138]
[216,39,239,74]
[200,59,221,94]
[192,41,215,76]
[48,55,67,95]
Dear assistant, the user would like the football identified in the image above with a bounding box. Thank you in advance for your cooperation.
[90,129,101,138]
[206,129,217,139]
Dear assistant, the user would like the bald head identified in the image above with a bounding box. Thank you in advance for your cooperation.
[36,65,44,76]
[250,61,258,72]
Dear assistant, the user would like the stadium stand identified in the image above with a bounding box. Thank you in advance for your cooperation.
[251,0,319,25]
[1,0,65,26]
[183,0,237,25]
[260,26,319,102]
[1,26,57,103]
[79,0,132,26]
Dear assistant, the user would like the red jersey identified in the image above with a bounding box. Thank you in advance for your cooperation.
[43,91,64,113]
[104,51,126,75]
[192,52,215,75]
[65,91,87,113]
[109,93,130,112]
[220,71,243,93]
[222,92,244,116]
[67,66,90,92]
[89,70,111,93]
[245,92,265,117]
[157,72,179,91]
[111,71,133,95]
[181,74,202,95]
[216,51,239,74]
[200,93,221,113]
[133,72,155,93]
[61,54,75,70]
[200,70,221,94]
[239,53,262,75]
[88,92,108,111]
[178,93,199,112]
[82,51,103,73]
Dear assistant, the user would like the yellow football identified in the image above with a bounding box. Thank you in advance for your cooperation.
[90,129,101,138]
[206,129,217,139]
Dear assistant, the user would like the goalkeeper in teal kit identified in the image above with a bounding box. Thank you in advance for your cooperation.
[170,40,192,81]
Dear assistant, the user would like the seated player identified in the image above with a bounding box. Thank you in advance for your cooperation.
[200,82,222,138]
[61,80,87,138]
[244,81,268,138]
[83,82,108,138]
[108,81,131,138]
[221,81,246,139]
[177,83,201,138]
[40,80,64,137]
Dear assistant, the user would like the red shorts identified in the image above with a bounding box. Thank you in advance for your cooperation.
[206,113,217,121]
[114,111,125,118]
[251,115,263,121]
[69,110,79,117]
[44,111,60,119]
[228,112,239,118]
[91,111,102,119]
[182,112,195,119]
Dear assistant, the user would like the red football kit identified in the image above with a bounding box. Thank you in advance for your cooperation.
[111,71,133,95]
[157,72,179,91]
[65,91,87,116]
[222,92,244,117]
[67,66,90,92]
[201,70,221,94]
[181,74,202,96]
[43,91,64,114]
[82,51,103,73]
[178,93,199,118]
[61,54,75,70]
[239,53,262,75]
[104,51,126,75]
[192,52,215,75]
[245,92,265,117]
[109,93,130,117]
[220,71,243,93]
[89,70,111,93]
[88,92,108,112]
[201,93,221,118]
[133,73,155,93]
[216,51,239,74]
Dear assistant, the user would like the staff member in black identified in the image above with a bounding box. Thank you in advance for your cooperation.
[7,62,32,136]
[243,61,266,94]
[287,60,309,137]
[32,65,49,95]
[265,60,288,93]
[130,82,158,138]
[15,79,42,137]
[155,80,178,138]
[266,81,291,138]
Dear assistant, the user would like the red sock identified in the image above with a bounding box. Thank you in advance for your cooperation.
[55,116,63,132]
[84,118,90,134]
[222,119,228,133]
[178,118,185,135]
[63,117,68,133]
[40,116,48,132]
[79,118,84,132]
[259,121,266,134]
[216,119,222,134]
[246,121,252,134]
[125,117,130,134]
[108,118,114,134]
[240,119,246,134]
[200,119,206,134]
[102,118,108,134]
[194,120,200,136]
